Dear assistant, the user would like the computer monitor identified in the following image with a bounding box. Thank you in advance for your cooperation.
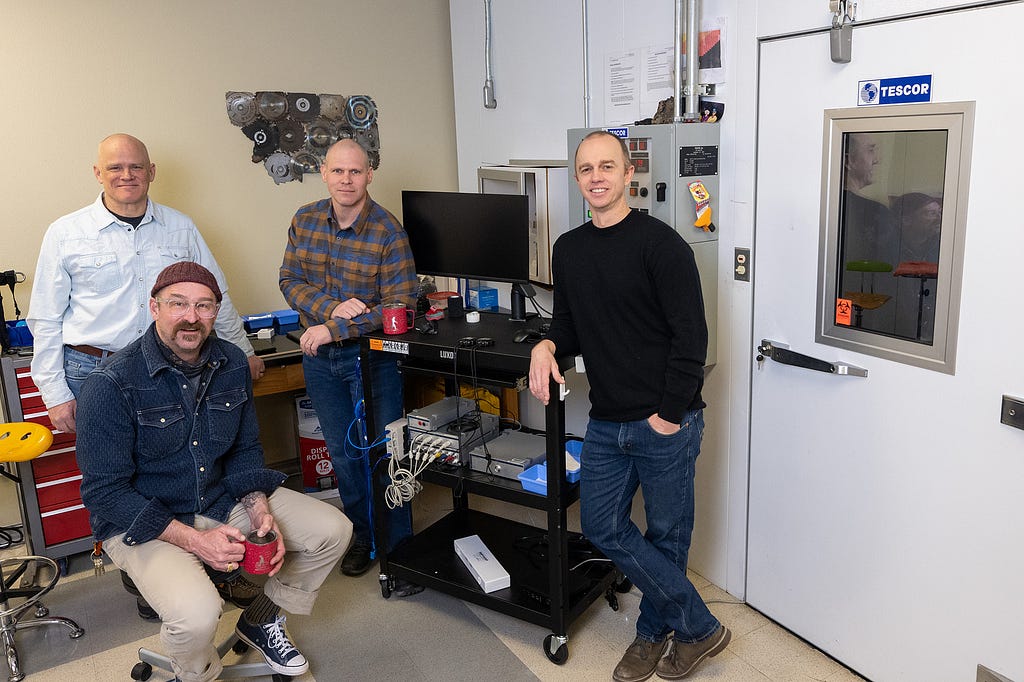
[401,191,530,285]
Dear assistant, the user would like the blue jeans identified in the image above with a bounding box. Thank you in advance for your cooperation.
[64,347,106,398]
[301,342,412,550]
[579,411,720,643]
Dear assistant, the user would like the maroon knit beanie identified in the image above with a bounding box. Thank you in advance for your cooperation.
[151,261,223,302]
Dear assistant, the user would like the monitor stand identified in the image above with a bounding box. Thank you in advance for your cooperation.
[509,283,537,322]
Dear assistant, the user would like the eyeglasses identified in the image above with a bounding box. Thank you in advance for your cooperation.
[155,297,220,319]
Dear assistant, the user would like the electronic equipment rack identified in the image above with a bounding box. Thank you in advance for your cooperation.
[360,311,624,665]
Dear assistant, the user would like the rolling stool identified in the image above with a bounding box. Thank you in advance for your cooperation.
[0,422,85,682]
[133,633,285,681]
[126,562,282,680]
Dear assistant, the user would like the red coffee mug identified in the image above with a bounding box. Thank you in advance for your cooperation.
[382,303,414,335]
[242,530,278,575]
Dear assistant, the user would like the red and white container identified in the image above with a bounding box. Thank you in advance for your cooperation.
[295,396,336,492]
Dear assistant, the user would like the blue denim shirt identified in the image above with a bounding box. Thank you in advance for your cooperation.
[76,324,286,545]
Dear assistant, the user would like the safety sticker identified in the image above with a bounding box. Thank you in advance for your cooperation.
[687,180,715,232]
[835,298,852,326]
[369,338,408,355]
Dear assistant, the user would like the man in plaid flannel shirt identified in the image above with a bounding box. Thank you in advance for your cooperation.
[279,139,421,594]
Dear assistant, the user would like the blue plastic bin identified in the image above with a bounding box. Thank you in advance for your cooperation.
[5,320,32,347]
[565,439,583,480]
[518,440,583,494]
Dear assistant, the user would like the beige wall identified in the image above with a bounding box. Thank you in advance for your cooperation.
[1,0,458,316]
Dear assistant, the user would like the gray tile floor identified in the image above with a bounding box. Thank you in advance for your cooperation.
[1,476,867,681]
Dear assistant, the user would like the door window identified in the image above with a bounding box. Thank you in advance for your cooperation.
[817,103,974,373]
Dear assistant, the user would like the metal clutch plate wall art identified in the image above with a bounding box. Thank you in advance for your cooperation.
[226,91,380,184]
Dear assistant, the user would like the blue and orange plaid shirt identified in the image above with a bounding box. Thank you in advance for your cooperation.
[279,196,417,342]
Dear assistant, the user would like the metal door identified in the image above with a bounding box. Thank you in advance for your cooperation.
[749,5,1024,680]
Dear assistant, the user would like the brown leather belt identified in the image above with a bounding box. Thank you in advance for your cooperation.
[66,344,114,358]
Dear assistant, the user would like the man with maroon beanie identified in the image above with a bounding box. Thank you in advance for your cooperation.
[77,262,351,681]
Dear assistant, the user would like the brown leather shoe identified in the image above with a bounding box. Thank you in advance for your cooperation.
[655,625,731,680]
[613,636,670,682]
[216,573,262,608]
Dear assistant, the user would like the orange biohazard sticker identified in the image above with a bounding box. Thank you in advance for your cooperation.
[835,298,852,326]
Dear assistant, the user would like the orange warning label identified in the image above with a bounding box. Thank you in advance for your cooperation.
[369,338,408,354]
[835,298,852,326]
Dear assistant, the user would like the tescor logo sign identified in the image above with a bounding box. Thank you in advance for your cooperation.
[858,75,932,106]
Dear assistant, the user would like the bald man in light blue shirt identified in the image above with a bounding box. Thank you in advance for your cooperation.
[28,134,263,432]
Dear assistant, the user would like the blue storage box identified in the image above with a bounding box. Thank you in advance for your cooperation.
[468,287,498,311]
[5,320,32,347]
[271,308,300,332]
[243,313,274,332]
[518,440,583,495]
[271,308,299,325]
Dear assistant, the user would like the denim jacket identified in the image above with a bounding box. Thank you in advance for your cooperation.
[76,324,286,545]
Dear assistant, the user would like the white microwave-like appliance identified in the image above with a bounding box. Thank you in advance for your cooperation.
[477,163,569,286]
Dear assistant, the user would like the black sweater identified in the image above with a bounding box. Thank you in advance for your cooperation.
[546,210,707,423]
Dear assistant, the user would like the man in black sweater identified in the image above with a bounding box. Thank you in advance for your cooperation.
[529,130,729,682]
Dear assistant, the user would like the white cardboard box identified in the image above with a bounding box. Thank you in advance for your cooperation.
[454,534,510,593]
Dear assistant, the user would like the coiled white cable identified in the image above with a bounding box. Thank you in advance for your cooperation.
[385,433,443,509]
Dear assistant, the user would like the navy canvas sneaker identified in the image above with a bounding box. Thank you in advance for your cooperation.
[235,614,309,676]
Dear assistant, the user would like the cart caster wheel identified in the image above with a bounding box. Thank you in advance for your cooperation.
[604,589,620,611]
[130,661,153,680]
[614,575,632,593]
[232,639,249,654]
[380,576,392,599]
[543,634,569,664]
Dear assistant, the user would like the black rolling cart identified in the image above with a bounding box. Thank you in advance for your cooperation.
[359,311,627,664]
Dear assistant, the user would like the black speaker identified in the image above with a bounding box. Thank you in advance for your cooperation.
[447,294,465,318]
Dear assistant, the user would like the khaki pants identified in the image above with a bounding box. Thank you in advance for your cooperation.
[103,488,352,682]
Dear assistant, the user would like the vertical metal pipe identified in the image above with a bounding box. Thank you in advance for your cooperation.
[483,0,495,107]
[685,0,700,120]
[673,0,684,122]
[582,0,591,127]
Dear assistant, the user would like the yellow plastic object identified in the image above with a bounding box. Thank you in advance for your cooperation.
[0,422,54,463]
[845,260,893,273]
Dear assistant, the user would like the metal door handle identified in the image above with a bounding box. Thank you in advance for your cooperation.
[755,339,867,377]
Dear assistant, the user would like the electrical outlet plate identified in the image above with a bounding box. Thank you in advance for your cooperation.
[977,664,1014,682]
[734,247,751,282]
